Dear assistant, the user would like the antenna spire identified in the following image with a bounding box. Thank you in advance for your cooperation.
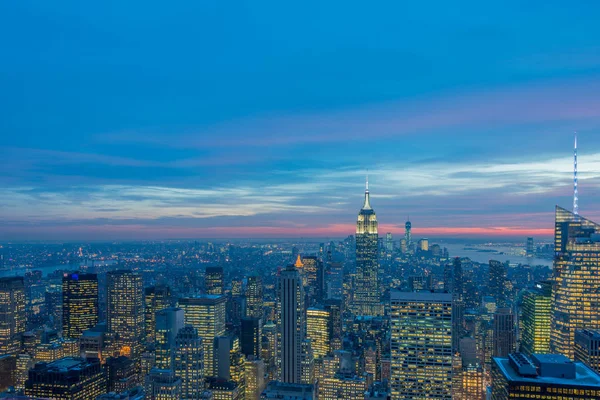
[366,172,369,191]
[574,132,579,216]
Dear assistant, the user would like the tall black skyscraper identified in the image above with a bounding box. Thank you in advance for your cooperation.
[240,317,261,358]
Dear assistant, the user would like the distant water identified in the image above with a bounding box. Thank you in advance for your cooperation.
[442,243,552,267]
[0,260,117,278]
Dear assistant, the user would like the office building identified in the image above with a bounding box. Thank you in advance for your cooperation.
[318,374,367,400]
[450,257,465,352]
[453,357,484,400]
[241,317,261,358]
[24,357,107,399]
[491,353,600,399]
[174,326,204,400]
[246,276,264,319]
[353,179,381,317]
[144,285,172,344]
[105,355,139,394]
[107,270,144,358]
[155,307,185,369]
[526,237,535,256]
[278,263,305,383]
[405,219,412,253]
[307,307,331,359]
[62,272,98,340]
[207,378,242,400]
[575,329,600,374]
[301,256,325,306]
[0,277,25,356]
[390,291,453,399]
[245,357,266,400]
[489,260,507,307]
[145,368,182,400]
[323,299,343,352]
[408,274,433,291]
[206,266,224,295]
[261,381,315,399]
[520,281,552,355]
[493,308,516,358]
[551,206,600,358]
[178,295,226,377]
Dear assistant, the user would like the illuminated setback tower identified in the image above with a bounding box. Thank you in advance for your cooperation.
[551,206,600,358]
[353,178,380,317]
[62,273,99,339]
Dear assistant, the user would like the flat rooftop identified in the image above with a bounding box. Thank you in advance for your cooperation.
[495,357,600,387]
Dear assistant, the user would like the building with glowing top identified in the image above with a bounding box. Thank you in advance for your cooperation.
[0,277,26,356]
[62,272,98,340]
[107,270,144,359]
[352,179,381,317]
[551,206,600,359]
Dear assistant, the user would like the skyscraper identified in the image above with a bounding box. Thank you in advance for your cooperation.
[246,275,264,319]
[390,291,453,399]
[245,357,265,400]
[520,281,552,356]
[575,329,600,374]
[0,277,25,356]
[450,257,465,352]
[306,307,331,359]
[106,270,144,358]
[178,295,226,377]
[488,260,507,307]
[353,179,380,317]
[174,326,204,400]
[205,266,224,295]
[278,263,305,383]
[526,237,534,257]
[241,317,262,359]
[323,299,343,352]
[405,218,412,253]
[62,272,98,340]
[493,308,516,358]
[551,206,600,359]
[301,256,325,306]
[155,307,185,369]
[145,285,172,344]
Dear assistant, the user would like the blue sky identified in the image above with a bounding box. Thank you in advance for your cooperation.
[1,1,600,240]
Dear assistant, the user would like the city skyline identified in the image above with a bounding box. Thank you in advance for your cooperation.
[2,2,600,240]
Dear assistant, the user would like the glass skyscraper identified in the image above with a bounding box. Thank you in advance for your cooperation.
[551,206,600,359]
[520,281,551,356]
[62,272,99,340]
[0,277,26,356]
[107,270,144,359]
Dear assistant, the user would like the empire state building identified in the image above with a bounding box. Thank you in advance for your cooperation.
[352,179,381,317]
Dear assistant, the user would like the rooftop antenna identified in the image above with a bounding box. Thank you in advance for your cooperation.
[574,132,579,216]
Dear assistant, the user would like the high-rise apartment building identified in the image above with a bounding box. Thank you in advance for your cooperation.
[489,260,507,307]
[353,180,380,317]
[174,326,204,400]
[62,272,98,340]
[0,277,25,356]
[205,266,224,295]
[390,291,453,399]
[178,295,226,377]
[278,263,305,383]
[551,206,600,359]
[144,285,172,344]
[107,270,144,359]
[520,281,552,355]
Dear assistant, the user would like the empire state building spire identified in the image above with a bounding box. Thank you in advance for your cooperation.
[363,175,372,210]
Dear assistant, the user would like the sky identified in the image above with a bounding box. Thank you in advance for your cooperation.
[2,1,600,241]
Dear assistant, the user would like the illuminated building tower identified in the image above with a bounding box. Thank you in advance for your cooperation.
[409,274,433,291]
[488,260,507,307]
[206,377,242,400]
[241,317,262,358]
[493,308,515,358]
[206,266,224,295]
[277,263,305,383]
[301,256,325,306]
[24,357,107,399]
[390,291,453,400]
[178,295,226,377]
[145,285,172,344]
[62,272,98,340]
[261,381,315,399]
[214,335,246,394]
[0,277,26,356]
[105,355,139,393]
[318,374,367,400]
[575,329,600,374]
[232,279,244,297]
[300,339,314,385]
[405,219,412,253]
[520,281,552,356]
[327,262,343,300]
[551,206,600,359]
[145,368,182,400]
[353,178,380,317]
[246,275,264,319]
[307,307,330,359]
[45,283,62,331]
[245,357,266,400]
[453,356,484,400]
[491,353,600,400]
[450,257,465,352]
[174,326,204,400]
[155,307,185,369]
[107,270,144,359]
[418,238,429,252]
[262,322,277,380]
